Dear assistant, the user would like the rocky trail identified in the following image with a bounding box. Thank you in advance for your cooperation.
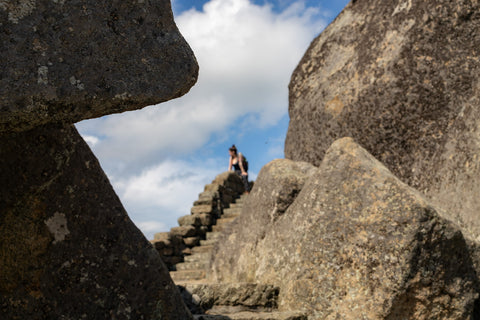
[170,195,246,283]
[168,194,307,320]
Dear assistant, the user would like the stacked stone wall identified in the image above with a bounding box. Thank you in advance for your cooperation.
[151,171,245,270]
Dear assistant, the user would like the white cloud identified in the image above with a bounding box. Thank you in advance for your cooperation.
[81,94,229,168]
[76,0,325,173]
[75,0,327,239]
[112,159,221,239]
[177,0,324,125]
[82,135,100,147]
[136,221,168,238]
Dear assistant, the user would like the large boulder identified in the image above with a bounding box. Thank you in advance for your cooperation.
[0,0,198,318]
[211,159,317,283]
[0,123,193,319]
[285,0,480,238]
[0,0,198,133]
[212,138,479,319]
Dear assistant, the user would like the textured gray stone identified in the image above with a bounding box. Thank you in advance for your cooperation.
[211,159,317,283]
[171,225,198,238]
[285,0,480,239]
[179,214,203,227]
[178,283,279,314]
[193,312,307,320]
[212,138,478,319]
[0,124,192,319]
[184,236,201,247]
[0,0,198,133]
[192,204,214,215]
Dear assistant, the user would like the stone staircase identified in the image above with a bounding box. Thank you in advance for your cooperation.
[168,195,307,320]
[151,172,247,271]
[150,172,306,319]
[170,195,247,283]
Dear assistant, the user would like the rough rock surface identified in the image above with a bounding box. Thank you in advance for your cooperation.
[1,0,198,318]
[0,0,198,132]
[212,138,478,319]
[152,171,245,270]
[193,311,307,320]
[210,159,317,283]
[178,283,279,315]
[0,123,192,319]
[285,0,480,238]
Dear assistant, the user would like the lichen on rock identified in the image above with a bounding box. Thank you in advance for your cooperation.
[285,0,480,239]
[212,138,479,319]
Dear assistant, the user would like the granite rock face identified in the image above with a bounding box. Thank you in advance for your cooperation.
[0,0,198,318]
[210,159,317,283]
[285,0,480,238]
[0,0,198,133]
[178,283,279,315]
[0,123,193,319]
[212,138,478,319]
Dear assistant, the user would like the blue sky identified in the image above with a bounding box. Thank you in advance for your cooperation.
[76,0,349,239]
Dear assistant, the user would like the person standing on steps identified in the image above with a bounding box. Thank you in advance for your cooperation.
[228,145,250,194]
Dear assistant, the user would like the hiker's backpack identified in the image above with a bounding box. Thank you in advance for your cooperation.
[242,155,249,172]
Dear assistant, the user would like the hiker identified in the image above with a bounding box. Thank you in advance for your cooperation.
[228,145,250,194]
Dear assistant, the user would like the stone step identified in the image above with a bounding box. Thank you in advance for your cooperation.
[170,269,206,282]
[184,251,212,263]
[228,203,243,209]
[216,217,237,226]
[235,195,248,203]
[222,211,241,219]
[192,245,214,253]
[178,283,279,311]
[206,232,222,241]
[200,239,217,246]
[224,207,242,215]
[193,311,307,320]
[176,260,209,271]
[212,224,227,232]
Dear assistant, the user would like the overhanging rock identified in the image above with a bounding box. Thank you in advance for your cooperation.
[0,0,198,132]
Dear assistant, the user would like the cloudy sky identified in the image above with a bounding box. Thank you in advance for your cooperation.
[76,0,349,240]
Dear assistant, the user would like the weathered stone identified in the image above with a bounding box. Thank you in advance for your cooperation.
[163,255,184,268]
[199,190,219,201]
[192,204,214,215]
[211,159,317,283]
[211,171,245,195]
[285,0,480,239]
[152,239,167,250]
[198,213,214,226]
[194,198,216,206]
[0,123,192,319]
[196,225,208,237]
[182,247,193,256]
[178,283,279,314]
[0,0,198,133]
[184,237,201,247]
[193,311,307,320]
[170,269,207,282]
[154,231,170,242]
[179,214,202,227]
[221,194,235,207]
[152,233,183,250]
[171,225,198,238]
[212,138,478,319]
[162,247,175,256]
[205,183,222,193]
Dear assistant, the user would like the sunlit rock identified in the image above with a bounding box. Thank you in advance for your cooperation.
[285,0,480,239]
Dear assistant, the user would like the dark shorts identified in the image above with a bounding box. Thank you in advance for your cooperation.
[235,170,250,192]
